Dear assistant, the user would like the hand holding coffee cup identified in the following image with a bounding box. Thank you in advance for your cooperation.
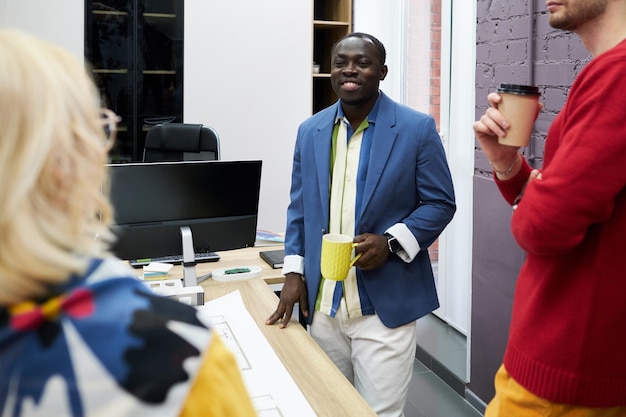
[497,84,541,147]
[320,234,362,281]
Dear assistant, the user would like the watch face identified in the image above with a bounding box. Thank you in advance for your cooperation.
[386,234,401,253]
[390,238,401,253]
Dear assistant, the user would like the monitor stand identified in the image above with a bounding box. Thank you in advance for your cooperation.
[180,226,197,287]
[143,226,204,307]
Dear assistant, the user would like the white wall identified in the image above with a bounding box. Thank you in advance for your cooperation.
[184,0,312,233]
[0,0,84,59]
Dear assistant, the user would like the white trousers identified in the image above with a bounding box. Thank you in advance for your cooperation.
[310,301,417,417]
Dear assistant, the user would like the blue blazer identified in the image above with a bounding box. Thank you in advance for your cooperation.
[285,92,456,328]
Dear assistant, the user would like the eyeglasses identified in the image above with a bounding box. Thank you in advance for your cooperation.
[100,108,121,145]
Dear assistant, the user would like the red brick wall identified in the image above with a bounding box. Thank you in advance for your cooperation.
[429,0,441,130]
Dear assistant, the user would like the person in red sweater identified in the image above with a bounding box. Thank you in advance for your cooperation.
[473,1,626,416]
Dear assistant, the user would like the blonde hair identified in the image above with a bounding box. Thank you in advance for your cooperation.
[0,29,115,305]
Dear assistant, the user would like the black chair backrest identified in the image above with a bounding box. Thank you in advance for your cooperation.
[142,123,220,162]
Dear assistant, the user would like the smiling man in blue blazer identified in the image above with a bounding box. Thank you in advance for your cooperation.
[266,32,455,416]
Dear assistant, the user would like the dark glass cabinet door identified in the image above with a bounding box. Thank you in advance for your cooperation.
[85,0,184,162]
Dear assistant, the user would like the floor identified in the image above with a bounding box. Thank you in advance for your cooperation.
[403,314,484,417]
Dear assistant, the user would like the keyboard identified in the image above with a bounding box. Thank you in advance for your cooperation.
[129,251,220,267]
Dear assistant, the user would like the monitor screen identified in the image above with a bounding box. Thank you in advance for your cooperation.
[106,160,262,261]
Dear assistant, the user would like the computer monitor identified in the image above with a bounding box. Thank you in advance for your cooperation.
[106,160,262,261]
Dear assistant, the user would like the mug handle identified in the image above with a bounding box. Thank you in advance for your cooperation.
[349,243,362,267]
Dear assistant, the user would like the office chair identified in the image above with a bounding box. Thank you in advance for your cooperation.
[142,123,221,162]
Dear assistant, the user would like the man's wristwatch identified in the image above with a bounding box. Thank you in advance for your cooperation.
[384,233,402,253]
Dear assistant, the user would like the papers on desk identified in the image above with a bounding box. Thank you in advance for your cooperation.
[142,262,173,279]
[198,291,316,417]
[255,229,285,246]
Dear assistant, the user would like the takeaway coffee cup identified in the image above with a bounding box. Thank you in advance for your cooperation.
[497,84,541,147]
[320,234,362,281]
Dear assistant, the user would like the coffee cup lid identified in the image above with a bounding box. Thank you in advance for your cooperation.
[497,84,540,95]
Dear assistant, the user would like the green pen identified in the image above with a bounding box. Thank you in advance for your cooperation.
[224,268,251,275]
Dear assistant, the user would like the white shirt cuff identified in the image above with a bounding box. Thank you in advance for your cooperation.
[281,254,304,275]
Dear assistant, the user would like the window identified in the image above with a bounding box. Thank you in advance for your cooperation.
[355,0,474,342]
[406,0,443,289]
[403,0,475,343]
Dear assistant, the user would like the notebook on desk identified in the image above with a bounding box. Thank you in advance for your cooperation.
[259,249,285,269]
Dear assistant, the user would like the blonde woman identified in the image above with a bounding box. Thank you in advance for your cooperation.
[0,29,255,417]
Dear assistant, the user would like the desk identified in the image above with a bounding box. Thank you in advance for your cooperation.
[155,246,286,285]
[137,246,376,415]
[201,278,376,417]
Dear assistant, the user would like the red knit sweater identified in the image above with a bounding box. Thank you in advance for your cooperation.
[495,39,626,407]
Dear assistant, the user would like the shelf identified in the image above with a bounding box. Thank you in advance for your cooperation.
[314,0,351,22]
[93,69,129,74]
[143,12,176,18]
[92,70,177,75]
[143,70,177,75]
[92,11,175,19]
[85,0,184,162]
[313,20,351,28]
[311,0,351,113]
[93,10,128,16]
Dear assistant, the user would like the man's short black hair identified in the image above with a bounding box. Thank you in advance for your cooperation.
[332,32,387,65]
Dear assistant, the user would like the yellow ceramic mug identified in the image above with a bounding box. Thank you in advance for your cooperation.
[320,234,362,281]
